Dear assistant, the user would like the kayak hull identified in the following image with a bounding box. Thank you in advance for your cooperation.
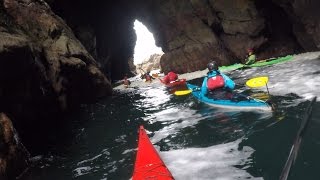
[132,126,174,180]
[187,83,272,111]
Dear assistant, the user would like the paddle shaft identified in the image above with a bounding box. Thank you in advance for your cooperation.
[279,96,317,180]
[265,82,270,95]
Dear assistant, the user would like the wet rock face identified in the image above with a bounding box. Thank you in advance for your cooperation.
[0,113,29,180]
[153,0,320,73]
[0,0,112,153]
[135,53,162,74]
[46,0,320,75]
[47,0,138,80]
[0,0,112,110]
[271,0,320,50]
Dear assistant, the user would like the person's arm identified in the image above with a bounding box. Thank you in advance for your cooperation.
[220,73,235,90]
[201,77,208,95]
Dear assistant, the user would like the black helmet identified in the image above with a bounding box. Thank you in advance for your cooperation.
[207,61,218,71]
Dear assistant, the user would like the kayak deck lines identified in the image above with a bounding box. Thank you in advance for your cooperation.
[134,162,173,177]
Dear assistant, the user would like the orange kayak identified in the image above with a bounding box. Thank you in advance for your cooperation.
[132,126,174,180]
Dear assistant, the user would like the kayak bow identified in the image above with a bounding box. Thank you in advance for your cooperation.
[132,126,174,180]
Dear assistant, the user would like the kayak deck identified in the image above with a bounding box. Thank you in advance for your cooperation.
[187,83,272,111]
[132,126,174,180]
[219,55,293,72]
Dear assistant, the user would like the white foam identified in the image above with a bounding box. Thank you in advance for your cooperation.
[159,139,262,180]
[150,110,204,143]
[238,55,320,101]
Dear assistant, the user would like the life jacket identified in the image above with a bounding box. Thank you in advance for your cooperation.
[207,75,225,90]
[167,72,178,82]
[162,72,178,84]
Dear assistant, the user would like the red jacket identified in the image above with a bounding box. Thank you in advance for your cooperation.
[162,72,178,84]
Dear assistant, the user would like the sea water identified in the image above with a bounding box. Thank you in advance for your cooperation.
[25,55,320,180]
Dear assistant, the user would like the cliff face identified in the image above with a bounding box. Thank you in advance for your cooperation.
[0,1,112,178]
[46,0,320,75]
[0,113,29,180]
[1,0,320,178]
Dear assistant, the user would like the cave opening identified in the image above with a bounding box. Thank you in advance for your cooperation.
[133,20,163,65]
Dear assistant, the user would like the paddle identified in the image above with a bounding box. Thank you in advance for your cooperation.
[176,76,269,96]
[246,76,270,95]
[279,97,317,180]
[245,76,276,110]
[174,89,192,96]
[174,87,201,96]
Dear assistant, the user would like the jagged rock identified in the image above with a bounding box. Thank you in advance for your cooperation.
[0,0,112,160]
[128,57,137,76]
[210,0,265,36]
[220,34,268,62]
[73,26,98,59]
[44,0,320,77]
[0,113,29,180]
[2,0,112,111]
[271,0,320,51]
[136,53,162,73]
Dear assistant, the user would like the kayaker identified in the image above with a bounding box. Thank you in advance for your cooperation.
[143,71,154,82]
[161,71,178,84]
[123,74,131,88]
[201,61,235,98]
[245,48,256,65]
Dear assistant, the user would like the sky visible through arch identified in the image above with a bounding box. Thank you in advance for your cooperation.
[133,20,163,65]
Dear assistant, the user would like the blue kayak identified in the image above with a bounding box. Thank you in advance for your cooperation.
[187,83,272,111]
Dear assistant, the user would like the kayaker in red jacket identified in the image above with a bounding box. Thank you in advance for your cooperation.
[161,71,178,84]
[201,61,235,99]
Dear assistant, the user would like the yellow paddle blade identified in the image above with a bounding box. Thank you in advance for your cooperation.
[174,89,192,96]
[246,76,269,88]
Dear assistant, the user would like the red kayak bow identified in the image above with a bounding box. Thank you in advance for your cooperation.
[132,126,174,180]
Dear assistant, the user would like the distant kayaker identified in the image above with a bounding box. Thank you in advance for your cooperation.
[123,74,131,88]
[201,61,235,97]
[142,71,154,82]
[245,48,256,65]
[161,71,178,84]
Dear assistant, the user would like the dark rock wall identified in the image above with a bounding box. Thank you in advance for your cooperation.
[46,0,320,75]
[0,113,29,180]
[0,0,112,166]
[48,0,138,80]
[16,0,320,78]
[272,0,320,51]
